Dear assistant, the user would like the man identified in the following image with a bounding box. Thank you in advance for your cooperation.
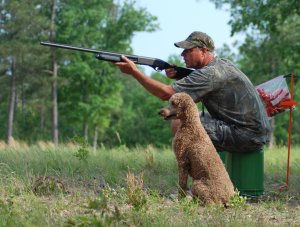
[115,31,270,152]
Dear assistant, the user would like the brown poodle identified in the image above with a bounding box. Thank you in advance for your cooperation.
[159,92,235,204]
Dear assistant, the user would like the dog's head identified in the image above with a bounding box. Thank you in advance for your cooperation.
[159,92,195,120]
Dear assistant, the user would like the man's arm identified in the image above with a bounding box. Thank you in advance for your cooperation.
[115,56,176,100]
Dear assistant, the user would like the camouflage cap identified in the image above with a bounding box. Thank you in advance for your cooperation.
[174,31,215,51]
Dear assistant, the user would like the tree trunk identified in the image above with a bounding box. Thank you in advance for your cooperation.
[7,56,17,145]
[93,126,99,152]
[50,0,58,145]
[83,122,89,143]
[51,60,58,145]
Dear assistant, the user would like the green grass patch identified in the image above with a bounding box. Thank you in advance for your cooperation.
[0,144,299,226]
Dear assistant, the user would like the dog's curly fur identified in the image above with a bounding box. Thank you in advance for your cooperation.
[159,92,235,204]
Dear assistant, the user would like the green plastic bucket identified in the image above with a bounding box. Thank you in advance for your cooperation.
[218,150,264,197]
[218,151,226,163]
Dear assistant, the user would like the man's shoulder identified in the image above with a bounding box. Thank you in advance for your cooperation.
[213,57,236,67]
[192,57,229,79]
[198,57,233,72]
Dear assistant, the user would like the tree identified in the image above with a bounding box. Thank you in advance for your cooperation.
[0,0,50,144]
[6,56,16,145]
[210,0,300,34]
[49,0,59,145]
[45,0,158,145]
[0,0,159,146]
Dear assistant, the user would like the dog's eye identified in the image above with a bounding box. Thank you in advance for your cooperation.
[171,101,176,106]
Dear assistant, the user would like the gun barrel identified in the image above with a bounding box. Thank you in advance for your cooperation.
[40,42,101,54]
[40,41,144,62]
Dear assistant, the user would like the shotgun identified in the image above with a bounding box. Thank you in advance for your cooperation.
[40,41,193,79]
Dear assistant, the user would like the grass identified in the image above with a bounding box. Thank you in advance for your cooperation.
[0,142,299,226]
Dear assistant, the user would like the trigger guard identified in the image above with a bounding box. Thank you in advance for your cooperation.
[154,67,162,72]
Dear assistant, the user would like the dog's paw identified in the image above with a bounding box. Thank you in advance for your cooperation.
[186,190,193,200]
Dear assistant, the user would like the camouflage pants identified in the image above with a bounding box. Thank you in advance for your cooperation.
[200,112,268,153]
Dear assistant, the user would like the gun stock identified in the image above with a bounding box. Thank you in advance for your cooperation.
[40,41,193,79]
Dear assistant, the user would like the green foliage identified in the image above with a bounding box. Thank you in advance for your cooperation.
[67,193,123,226]
[33,176,66,196]
[211,0,300,34]
[226,192,248,209]
[72,136,90,162]
[145,144,155,169]
[0,0,53,143]
[0,0,160,146]
[103,73,173,147]
[0,196,19,227]
[216,43,238,62]
[55,0,158,145]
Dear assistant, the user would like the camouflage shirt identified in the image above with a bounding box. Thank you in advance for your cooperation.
[171,57,270,137]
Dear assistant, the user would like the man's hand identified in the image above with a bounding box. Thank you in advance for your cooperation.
[114,55,139,75]
[165,67,177,79]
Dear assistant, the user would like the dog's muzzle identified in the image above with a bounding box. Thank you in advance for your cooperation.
[159,108,176,120]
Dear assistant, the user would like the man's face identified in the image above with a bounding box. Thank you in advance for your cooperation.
[181,47,206,69]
